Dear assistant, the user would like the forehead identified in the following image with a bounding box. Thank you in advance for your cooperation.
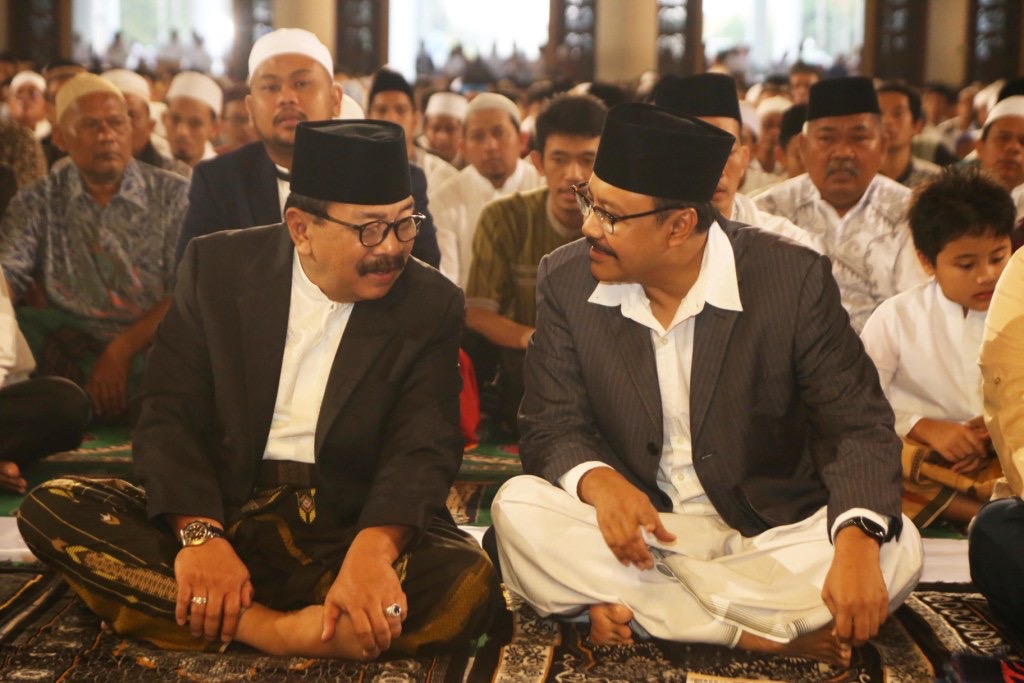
[167,95,214,119]
[426,113,460,127]
[986,116,1024,136]
[698,115,741,138]
[329,195,415,217]
[14,82,42,94]
[465,108,516,133]
[543,132,600,153]
[71,92,127,117]
[807,112,880,133]
[877,91,910,109]
[123,93,149,112]
[252,53,328,82]
[370,90,413,109]
[939,232,1011,256]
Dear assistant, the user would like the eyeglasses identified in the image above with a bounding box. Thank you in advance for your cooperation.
[309,211,425,247]
[572,183,686,235]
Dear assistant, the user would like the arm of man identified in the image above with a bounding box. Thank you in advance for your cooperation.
[792,255,905,645]
[321,524,412,655]
[86,297,170,417]
[465,306,533,350]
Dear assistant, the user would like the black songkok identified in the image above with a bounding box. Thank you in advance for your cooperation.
[779,103,808,147]
[368,67,414,107]
[291,120,411,206]
[806,76,880,121]
[593,103,734,203]
[652,72,741,123]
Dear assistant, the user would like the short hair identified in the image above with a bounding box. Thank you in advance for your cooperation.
[283,191,330,218]
[876,81,922,123]
[923,82,957,106]
[909,167,1015,264]
[534,93,607,155]
[652,196,718,234]
[789,62,821,78]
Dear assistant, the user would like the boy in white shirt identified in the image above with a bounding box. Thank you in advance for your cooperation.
[861,168,1014,528]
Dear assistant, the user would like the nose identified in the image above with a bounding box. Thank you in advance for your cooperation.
[979,261,1001,284]
[580,211,603,239]
[278,83,299,105]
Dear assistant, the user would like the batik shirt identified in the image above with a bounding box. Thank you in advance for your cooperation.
[0,159,189,343]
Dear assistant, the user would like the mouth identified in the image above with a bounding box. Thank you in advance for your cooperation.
[973,290,994,302]
[274,111,306,127]
[586,236,616,260]
[357,256,407,280]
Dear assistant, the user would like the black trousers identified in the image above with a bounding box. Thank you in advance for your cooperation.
[969,497,1024,633]
[17,476,501,655]
[0,376,89,465]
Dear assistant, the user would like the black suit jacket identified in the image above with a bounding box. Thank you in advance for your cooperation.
[135,224,464,544]
[520,219,903,538]
[175,141,441,268]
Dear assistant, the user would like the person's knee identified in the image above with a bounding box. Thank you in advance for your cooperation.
[970,498,1024,625]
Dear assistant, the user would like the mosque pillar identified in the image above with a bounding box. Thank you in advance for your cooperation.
[272,0,336,62]
[594,0,658,83]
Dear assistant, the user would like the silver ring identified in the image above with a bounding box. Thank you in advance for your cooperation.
[191,596,208,606]
[384,603,402,618]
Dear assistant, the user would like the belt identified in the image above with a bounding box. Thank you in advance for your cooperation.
[258,460,319,487]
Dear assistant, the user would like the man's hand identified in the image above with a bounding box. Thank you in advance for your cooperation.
[909,417,988,465]
[321,526,410,657]
[821,526,889,647]
[85,339,132,417]
[174,537,254,643]
[578,468,675,570]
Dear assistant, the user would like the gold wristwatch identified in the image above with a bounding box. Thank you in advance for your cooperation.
[178,520,225,547]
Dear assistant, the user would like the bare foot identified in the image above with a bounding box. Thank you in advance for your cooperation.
[738,626,852,667]
[235,603,377,660]
[0,461,26,494]
[589,603,635,646]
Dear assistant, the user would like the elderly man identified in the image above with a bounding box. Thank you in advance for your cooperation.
[740,95,791,194]
[975,95,1024,193]
[876,82,941,188]
[367,68,456,190]
[422,91,467,168]
[756,77,927,331]
[491,103,922,667]
[653,73,821,253]
[7,71,49,140]
[0,73,188,418]
[429,92,542,287]
[18,119,498,659]
[175,28,439,268]
[164,70,222,167]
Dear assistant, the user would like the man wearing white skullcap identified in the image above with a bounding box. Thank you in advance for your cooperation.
[428,92,541,286]
[164,71,222,167]
[740,95,792,194]
[422,91,468,167]
[102,69,190,178]
[976,95,1024,193]
[0,72,189,420]
[176,28,440,269]
[6,71,49,139]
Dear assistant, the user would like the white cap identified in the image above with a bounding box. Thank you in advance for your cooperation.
[984,95,1024,129]
[248,28,333,83]
[975,80,1004,114]
[425,91,468,121]
[739,100,760,138]
[338,93,365,120]
[166,71,223,117]
[102,69,151,101]
[756,95,792,119]
[744,83,764,104]
[465,92,519,126]
[10,71,45,93]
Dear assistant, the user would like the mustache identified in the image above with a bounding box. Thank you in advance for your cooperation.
[357,255,407,276]
[273,109,307,125]
[825,161,859,178]
[586,236,615,256]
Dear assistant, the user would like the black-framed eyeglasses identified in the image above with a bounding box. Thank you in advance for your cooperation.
[572,183,685,235]
[309,211,425,247]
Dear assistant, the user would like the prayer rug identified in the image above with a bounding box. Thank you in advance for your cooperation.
[0,566,470,682]
[468,586,1024,682]
[456,442,522,527]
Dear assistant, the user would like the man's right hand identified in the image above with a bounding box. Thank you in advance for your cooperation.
[578,468,675,570]
[174,538,254,643]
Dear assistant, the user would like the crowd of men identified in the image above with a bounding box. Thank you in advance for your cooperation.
[2,27,1024,667]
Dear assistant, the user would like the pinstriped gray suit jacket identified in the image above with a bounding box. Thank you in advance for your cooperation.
[519,218,903,538]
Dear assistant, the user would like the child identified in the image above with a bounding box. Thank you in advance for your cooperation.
[861,167,1014,528]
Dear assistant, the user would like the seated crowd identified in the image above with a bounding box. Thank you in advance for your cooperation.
[1,29,1024,666]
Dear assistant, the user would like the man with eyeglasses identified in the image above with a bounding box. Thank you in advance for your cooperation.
[491,103,922,668]
[0,72,188,420]
[19,119,500,660]
[755,77,927,332]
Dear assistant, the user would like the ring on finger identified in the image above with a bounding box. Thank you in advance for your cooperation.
[384,603,402,618]
[191,596,208,606]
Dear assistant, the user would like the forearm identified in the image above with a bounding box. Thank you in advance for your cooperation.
[465,306,533,350]
[107,297,171,358]
[350,525,414,564]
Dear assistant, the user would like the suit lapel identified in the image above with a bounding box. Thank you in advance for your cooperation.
[249,148,284,225]
[609,310,662,431]
[237,228,293,457]
[314,293,398,458]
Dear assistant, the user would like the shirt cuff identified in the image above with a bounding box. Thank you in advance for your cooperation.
[558,461,613,502]
[831,508,891,543]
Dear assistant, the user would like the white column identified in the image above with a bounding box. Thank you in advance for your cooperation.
[272,0,336,63]
[594,0,657,82]
[924,0,968,86]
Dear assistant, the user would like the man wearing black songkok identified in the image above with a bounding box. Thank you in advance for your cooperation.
[492,103,923,668]
[18,120,499,660]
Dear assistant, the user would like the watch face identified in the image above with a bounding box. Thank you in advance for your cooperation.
[181,521,213,546]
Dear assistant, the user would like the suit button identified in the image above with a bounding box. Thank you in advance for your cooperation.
[647,442,659,455]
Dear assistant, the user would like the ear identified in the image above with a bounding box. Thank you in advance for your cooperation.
[518,129,530,156]
[245,93,254,119]
[529,148,543,173]
[666,207,698,247]
[285,207,313,256]
[331,82,343,118]
[208,116,222,141]
[738,143,751,168]
[915,249,936,276]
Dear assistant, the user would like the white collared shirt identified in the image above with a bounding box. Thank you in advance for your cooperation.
[275,164,290,218]
[861,279,986,436]
[731,192,824,254]
[263,252,354,463]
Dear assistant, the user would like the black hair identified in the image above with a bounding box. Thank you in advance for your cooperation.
[923,82,957,106]
[909,167,1015,264]
[652,196,718,234]
[876,81,923,123]
[534,93,607,155]
[283,191,330,218]
[789,62,821,78]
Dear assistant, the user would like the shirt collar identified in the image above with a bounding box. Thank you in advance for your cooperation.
[588,221,743,333]
[291,249,345,311]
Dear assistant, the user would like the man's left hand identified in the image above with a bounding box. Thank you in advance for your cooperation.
[321,527,409,658]
[821,525,889,647]
[85,339,132,417]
